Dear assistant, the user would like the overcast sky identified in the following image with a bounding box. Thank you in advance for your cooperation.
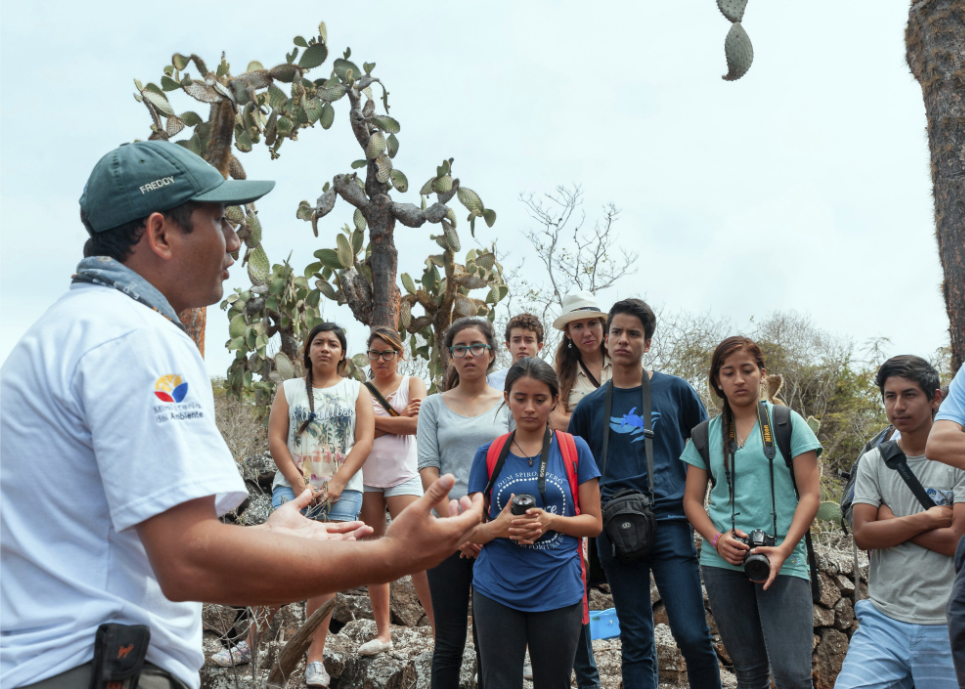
[0,1,949,380]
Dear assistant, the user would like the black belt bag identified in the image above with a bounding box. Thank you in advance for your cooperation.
[602,488,656,562]
[600,373,657,564]
[89,623,151,689]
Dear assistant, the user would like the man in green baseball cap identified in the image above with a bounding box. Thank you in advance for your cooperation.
[77,140,275,317]
[0,140,484,689]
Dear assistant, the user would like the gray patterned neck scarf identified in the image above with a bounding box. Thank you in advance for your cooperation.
[72,256,184,330]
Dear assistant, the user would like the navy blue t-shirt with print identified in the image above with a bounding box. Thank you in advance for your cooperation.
[567,372,707,520]
[467,434,600,612]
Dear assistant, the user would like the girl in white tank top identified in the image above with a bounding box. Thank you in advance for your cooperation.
[357,327,434,656]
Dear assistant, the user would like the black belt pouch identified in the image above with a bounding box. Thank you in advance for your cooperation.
[88,623,151,689]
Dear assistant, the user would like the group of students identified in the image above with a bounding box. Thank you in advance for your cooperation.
[210,286,965,689]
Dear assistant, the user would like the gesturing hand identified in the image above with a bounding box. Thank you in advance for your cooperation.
[263,487,373,541]
[384,474,484,572]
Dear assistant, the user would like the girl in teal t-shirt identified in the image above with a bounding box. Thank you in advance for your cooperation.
[681,336,822,689]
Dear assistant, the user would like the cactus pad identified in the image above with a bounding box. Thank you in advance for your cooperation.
[390,169,408,192]
[315,249,343,272]
[433,175,453,194]
[723,22,753,81]
[815,501,842,524]
[717,0,747,23]
[247,246,270,285]
[366,132,386,160]
[274,351,297,380]
[336,233,354,268]
[375,154,392,183]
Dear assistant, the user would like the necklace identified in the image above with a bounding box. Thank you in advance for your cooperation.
[735,430,748,449]
[512,439,540,466]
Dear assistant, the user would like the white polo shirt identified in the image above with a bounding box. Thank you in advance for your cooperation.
[0,283,247,688]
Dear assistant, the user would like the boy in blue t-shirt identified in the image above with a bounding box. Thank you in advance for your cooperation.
[568,299,720,689]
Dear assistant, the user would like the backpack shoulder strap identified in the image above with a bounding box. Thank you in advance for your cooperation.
[556,431,581,515]
[766,404,823,603]
[555,430,589,625]
[879,440,937,510]
[690,420,715,488]
[771,404,794,472]
[483,433,514,501]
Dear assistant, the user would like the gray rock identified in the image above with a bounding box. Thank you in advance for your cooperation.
[812,627,849,689]
[818,573,842,609]
[654,623,688,684]
[813,603,836,628]
[832,597,855,632]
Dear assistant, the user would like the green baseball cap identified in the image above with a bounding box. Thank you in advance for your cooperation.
[79,140,275,234]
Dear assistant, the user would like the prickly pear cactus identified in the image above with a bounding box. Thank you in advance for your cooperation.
[136,24,344,408]
[718,0,753,80]
[220,257,322,418]
[295,35,507,389]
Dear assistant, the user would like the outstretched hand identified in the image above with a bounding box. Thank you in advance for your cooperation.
[263,487,373,541]
[384,473,484,572]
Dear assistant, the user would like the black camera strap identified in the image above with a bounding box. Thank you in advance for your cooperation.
[600,374,655,501]
[484,428,552,508]
[725,402,779,538]
[756,401,780,539]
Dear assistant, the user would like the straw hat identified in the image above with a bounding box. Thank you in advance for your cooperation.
[552,291,607,330]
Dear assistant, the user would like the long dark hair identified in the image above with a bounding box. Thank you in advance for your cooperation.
[298,322,348,435]
[555,317,608,411]
[708,336,766,469]
[443,317,497,391]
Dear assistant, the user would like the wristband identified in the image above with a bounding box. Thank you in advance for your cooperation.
[712,532,723,552]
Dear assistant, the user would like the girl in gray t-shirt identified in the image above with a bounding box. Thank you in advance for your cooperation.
[416,317,513,688]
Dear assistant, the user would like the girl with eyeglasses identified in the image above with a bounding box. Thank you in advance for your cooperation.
[358,327,434,656]
[417,317,514,689]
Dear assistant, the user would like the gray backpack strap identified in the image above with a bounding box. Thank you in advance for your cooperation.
[691,420,715,488]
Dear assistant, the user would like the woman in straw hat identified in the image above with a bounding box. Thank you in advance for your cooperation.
[549,291,612,431]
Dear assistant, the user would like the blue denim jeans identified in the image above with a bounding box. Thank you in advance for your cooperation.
[597,519,721,689]
[702,566,813,689]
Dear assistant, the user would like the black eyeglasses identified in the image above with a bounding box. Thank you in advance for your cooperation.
[367,350,399,361]
[449,344,492,358]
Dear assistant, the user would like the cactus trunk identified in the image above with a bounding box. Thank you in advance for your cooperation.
[178,307,206,357]
[367,195,402,330]
[907,0,965,372]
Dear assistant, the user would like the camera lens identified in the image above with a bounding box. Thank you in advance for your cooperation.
[511,494,536,515]
[743,552,770,581]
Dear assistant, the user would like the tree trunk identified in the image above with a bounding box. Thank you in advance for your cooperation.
[179,307,206,357]
[368,195,401,329]
[907,0,965,372]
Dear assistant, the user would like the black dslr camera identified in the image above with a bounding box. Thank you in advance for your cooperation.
[733,529,775,581]
[511,494,536,515]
